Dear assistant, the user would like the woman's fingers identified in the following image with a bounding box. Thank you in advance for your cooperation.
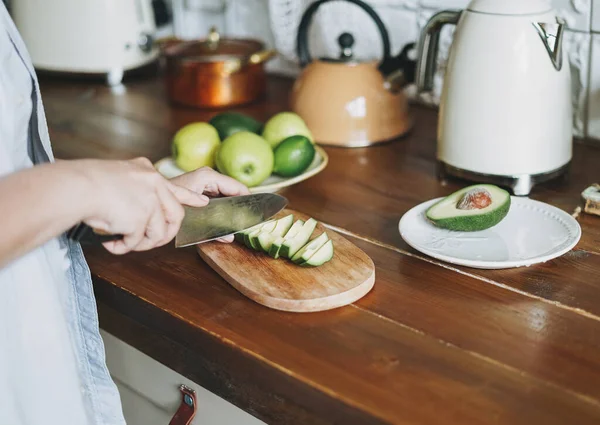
[156,182,186,246]
[167,180,209,207]
[216,234,235,243]
[134,205,168,251]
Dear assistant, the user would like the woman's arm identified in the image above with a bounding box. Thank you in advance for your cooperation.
[0,158,206,268]
[0,161,90,267]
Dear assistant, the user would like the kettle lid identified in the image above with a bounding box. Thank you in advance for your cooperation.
[467,0,552,15]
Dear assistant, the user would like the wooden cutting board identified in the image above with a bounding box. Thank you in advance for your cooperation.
[197,209,375,312]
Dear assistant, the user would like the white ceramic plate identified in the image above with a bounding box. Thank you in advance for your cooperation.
[155,145,328,193]
[399,197,581,269]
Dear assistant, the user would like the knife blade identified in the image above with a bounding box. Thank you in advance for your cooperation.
[174,193,288,248]
[67,193,288,248]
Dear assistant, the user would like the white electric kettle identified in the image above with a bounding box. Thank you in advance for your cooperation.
[416,0,572,195]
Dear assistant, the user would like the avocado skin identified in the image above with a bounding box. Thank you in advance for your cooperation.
[426,187,511,232]
[209,112,263,140]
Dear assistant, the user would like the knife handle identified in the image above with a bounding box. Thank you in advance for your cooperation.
[66,223,124,245]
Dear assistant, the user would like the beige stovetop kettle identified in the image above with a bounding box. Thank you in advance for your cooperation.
[290,0,417,148]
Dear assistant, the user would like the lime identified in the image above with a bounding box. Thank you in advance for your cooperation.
[273,135,315,177]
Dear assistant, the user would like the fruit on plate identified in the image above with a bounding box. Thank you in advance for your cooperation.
[235,215,334,267]
[426,184,511,231]
[273,135,316,177]
[209,112,263,140]
[172,122,220,172]
[215,131,274,187]
[261,112,313,150]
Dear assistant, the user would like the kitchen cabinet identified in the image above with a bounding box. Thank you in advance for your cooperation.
[101,330,265,425]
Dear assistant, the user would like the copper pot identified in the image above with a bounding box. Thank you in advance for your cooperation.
[161,28,276,108]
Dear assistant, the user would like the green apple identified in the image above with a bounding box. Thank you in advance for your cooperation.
[172,122,221,172]
[215,131,274,187]
[261,112,313,149]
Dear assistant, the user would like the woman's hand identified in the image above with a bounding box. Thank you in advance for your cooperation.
[169,166,250,243]
[76,157,208,255]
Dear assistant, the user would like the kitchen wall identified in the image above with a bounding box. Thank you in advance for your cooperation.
[170,0,600,141]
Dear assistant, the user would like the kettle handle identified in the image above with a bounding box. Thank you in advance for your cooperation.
[296,0,391,70]
[415,10,462,92]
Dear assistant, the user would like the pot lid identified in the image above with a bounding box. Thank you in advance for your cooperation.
[467,0,552,15]
[163,27,264,62]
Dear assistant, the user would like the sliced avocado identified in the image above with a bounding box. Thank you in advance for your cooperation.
[425,184,511,232]
[279,218,318,259]
[209,112,263,140]
[301,240,334,267]
[236,222,261,244]
[242,220,274,248]
[249,221,277,250]
[291,232,329,264]
[257,214,294,252]
[269,219,304,259]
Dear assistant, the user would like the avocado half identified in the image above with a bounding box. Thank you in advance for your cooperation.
[425,184,511,232]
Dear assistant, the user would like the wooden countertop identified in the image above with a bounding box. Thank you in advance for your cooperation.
[40,71,600,425]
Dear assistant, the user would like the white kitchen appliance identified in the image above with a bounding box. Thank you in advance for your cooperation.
[10,0,160,85]
[415,0,572,196]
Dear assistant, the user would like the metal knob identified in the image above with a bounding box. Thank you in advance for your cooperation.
[338,32,354,59]
[138,32,154,53]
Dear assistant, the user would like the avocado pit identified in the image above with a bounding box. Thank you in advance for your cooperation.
[456,188,492,210]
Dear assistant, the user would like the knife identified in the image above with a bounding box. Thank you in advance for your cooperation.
[67,193,288,248]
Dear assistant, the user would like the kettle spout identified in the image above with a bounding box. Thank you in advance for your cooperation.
[532,18,566,71]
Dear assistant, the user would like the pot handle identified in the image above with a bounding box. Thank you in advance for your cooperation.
[415,10,462,92]
[222,49,278,75]
[296,0,391,70]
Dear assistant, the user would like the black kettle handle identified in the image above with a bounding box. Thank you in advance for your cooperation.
[296,0,392,70]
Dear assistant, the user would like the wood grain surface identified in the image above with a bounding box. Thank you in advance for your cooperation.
[197,209,375,312]
[39,70,600,425]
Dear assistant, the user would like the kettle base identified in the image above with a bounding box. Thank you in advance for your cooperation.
[437,162,571,196]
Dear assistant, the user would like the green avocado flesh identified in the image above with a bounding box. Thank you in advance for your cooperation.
[301,239,334,267]
[425,184,511,232]
[291,232,328,264]
[279,218,318,259]
[257,214,294,252]
[269,219,304,259]
[234,215,335,267]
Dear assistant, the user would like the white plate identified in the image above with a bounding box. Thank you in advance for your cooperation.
[399,197,581,269]
[155,145,329,193]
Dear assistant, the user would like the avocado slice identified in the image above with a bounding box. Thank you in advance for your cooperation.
[279,218,318,259]
[425,184,511,232]
[291,232,329,264]
[235,222,261,244]
[257,214,294,252]
[242,220,274,248]
[269,219,304,259]
[301,240,334,267]
[209,112,263,140]
[249,221,277,250]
